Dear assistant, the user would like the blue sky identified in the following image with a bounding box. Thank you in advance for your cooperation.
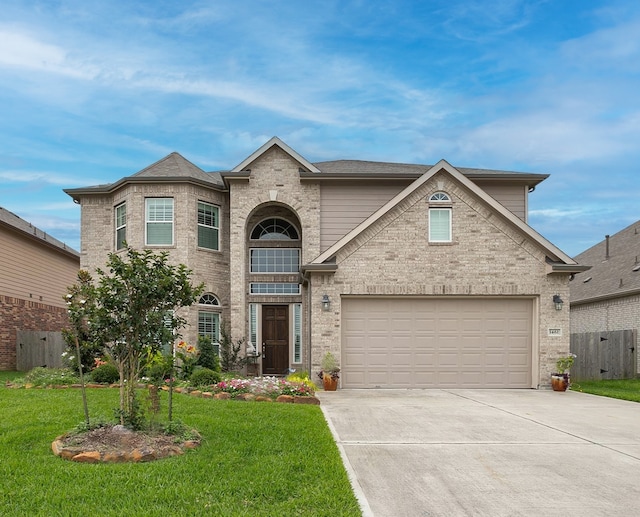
[1,0,639,257]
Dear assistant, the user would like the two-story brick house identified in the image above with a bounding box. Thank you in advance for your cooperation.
[65,137,587,388]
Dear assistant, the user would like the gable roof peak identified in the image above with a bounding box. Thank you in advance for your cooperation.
[231,136,320,173]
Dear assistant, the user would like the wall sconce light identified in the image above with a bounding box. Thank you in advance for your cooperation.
[553,294,564,311]
[321,294,331,312]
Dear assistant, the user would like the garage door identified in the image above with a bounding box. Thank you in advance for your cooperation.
[342,297,533,388]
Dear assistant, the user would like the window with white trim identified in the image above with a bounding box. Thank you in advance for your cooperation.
[198,312,220,355]
[199,293,220,306]
[429,192,450,202]
[293,303,302,363]
[115,202,126,250]
[197,201,219,250]
[428,191,452,243]
[429,208,452,242]
[249,304,258,354]
[250,248,300,273]
[146,198,174,246]
[250,283,300,295]
[251,218,299,240]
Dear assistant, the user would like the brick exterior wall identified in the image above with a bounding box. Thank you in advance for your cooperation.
[74,145,572,387]
[78,182,230,348]
[228,147,321,365]
[307,172,571,388]
[570,295,640,373]
[0,295,70,370]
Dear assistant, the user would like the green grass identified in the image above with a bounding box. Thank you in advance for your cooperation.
[0,371,23,382]
[571,378,640,403]
[0,386,361,516]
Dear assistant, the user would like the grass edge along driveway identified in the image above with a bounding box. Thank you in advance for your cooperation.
[0,386,361,517]
[572,378,640,403]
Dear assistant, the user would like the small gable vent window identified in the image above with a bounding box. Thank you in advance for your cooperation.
[429,192,450,202]
[251,218,299,240]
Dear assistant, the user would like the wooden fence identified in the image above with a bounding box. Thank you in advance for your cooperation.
[16,331,66,371]
[570,330,637,380]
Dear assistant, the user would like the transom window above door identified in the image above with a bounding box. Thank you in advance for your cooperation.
[251,218,299,240]
[250,248,300,273]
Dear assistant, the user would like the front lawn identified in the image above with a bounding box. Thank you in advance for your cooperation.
[0,370,22,383]
[571,378,640,403]
[0,386,361,516]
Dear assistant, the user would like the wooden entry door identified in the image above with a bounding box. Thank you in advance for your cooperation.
[262,305,289,375]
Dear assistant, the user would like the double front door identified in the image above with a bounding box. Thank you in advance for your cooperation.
[261,305,289,375]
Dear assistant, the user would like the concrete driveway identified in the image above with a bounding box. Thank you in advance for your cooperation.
[316,389,640,517]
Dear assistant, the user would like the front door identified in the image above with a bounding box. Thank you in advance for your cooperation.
[262,305,289,375]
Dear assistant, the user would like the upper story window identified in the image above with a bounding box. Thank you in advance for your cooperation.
[428,191,452,243]
[197,202,220,251]
[146,198,174,246]
[251,218,299,240]
[115,202,126,250]
[250,248,300,273]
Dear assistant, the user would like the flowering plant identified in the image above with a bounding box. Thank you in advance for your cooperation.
[555,353,577,375]
[210,376,315,398]
[175,341,199,379]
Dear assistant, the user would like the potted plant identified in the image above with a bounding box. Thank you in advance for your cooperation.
[318,352,340,391]
[551,353,576,392]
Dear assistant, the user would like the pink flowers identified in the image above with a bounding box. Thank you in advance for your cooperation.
[211,377,315,398]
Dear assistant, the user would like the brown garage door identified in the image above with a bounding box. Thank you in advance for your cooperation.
[341,297,533,388]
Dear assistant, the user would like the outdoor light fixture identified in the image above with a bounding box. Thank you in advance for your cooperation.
[553,294,564,311]
[321,294,331,312]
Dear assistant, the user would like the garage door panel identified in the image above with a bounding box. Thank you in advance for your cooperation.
[342,297,532,388]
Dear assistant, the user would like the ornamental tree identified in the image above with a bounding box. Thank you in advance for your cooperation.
[64,269,97,426]
[91,247,203,428]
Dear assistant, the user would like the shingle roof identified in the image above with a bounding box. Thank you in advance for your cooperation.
[134,152,224,186]
[570,220,640,304]
[0,206,79,258]
[312,160,548,183]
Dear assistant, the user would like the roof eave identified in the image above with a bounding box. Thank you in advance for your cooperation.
[300,263,338,274]
[64,176,226,200]
[570,288,640,307]
[547,263,592,275]
[0,219,80,260]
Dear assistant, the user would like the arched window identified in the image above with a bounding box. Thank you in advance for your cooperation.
[251,218,299,240]
[429,192,450,202]
[199,293,220,306]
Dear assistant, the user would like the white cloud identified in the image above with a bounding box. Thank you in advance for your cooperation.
[0,170,81,185]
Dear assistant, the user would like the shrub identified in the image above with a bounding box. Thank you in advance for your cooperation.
[91,363,120,384]
[219,321,249,373]
[23,367,79,387]
[190,368,221,387]
[146,354,174,384]
[197,336,221,372]
[287,371,318,390]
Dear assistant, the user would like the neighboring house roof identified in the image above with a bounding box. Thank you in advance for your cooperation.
[64,152,225,199]
[0,206,79,260]
[307,160,585,273]
[570,221,640,305]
